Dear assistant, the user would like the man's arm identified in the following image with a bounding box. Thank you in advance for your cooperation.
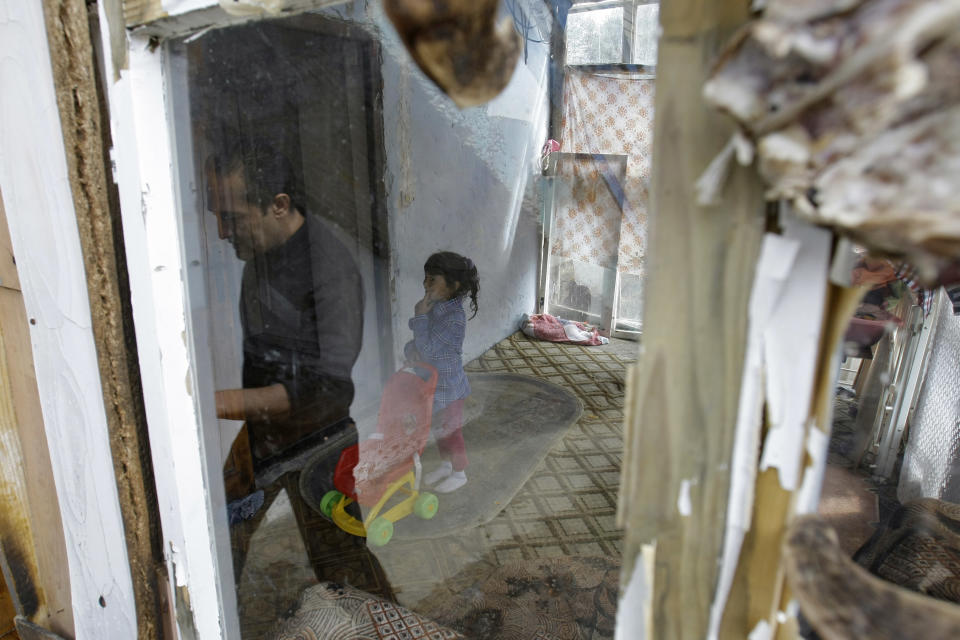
[216,384,291,422]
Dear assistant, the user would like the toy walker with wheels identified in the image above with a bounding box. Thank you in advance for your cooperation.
[319,363,440,546]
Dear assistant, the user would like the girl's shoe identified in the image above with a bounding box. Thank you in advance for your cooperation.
[434,471,467,493]
[424,461,453,485]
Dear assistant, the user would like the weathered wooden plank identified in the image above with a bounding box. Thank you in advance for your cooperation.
[0,201,73,637]
[0,2,138,636]
[618,0,765,637]
[40,2,169,637]
[0,575,15,637]
[0,197,18,293]
[660,0,750,39]
[120,0,354,28]
[0,288,75,639]
[122,0,166,27]
[13,617,68,640]
[96,21,238,639]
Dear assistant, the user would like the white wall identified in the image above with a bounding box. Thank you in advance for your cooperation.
[359,1,551,366]
[178,3,552,440]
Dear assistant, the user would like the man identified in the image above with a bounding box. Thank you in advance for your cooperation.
[209,140,364,473]
[206,140,394,594]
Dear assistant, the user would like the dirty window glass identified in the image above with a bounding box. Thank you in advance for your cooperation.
[566,7,624,65]
[166,2,638,637]
[632,3,659,65]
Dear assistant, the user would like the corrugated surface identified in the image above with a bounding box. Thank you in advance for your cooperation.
[899,295,960,503]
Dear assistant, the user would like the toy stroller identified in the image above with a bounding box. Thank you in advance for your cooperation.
[319,363,440,546]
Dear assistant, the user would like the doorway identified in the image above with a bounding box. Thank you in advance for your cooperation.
[540,152,634,338]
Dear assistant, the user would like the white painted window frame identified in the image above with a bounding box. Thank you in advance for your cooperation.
[567,0,659,66]
[94,2,368,637]
[94,4,242,639]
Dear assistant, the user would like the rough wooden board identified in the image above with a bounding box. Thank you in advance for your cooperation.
[0,197,19,292]
[811,285,866,427]
[718,468,792,638]
[619,1,765,637]
[0,289,53,629]
[0,272,73,635]
[12,617,66,640]
[659,0,749,39]
[0,571,16,637]
[0,1,139,634]
[120,0,357,27]
[122,0,166,26]
[41,1,168,638]
[719,283,865,638]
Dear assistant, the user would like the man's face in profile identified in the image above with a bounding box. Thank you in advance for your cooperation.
[211,168,272,261]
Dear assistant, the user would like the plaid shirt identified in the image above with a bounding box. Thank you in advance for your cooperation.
[405,296,471,411]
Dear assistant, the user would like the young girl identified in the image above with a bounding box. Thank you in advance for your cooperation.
[404,251,480,493]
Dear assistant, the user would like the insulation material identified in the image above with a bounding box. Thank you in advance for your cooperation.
[898,294,960,504]
[702,0,960,273]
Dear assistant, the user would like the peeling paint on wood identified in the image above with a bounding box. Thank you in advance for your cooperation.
[41,1,169,637]
[0,198,73,637]
[618,2,765,637]
[703,0,960,272]
[13,616,69,640]
[0,2,138,635]
[0,537,39,618]
[93,13,238,635]
[123,0,167,26]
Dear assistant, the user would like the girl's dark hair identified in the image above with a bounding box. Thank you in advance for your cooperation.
[425,251,480,319]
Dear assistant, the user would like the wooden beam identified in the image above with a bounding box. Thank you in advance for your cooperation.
[121,0,166,27]
[0,1,138,635]
[659,0,749,39]
[618,0,764,638]
[40,2,170,638]
[0,194,74,638]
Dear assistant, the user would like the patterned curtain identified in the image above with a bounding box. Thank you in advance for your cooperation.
[559,68,655,277]
[550,154,626,271]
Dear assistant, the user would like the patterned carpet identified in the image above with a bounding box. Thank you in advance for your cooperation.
[458,333,632,564]
[854,498,960,604]
[237,332,636,638]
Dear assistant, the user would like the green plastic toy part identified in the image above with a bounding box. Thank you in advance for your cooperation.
[320,490,344,518]
[366,516,394,547]
[414,492,439,519]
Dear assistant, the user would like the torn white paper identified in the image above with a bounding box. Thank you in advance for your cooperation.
[707,232,799,640]
[759,216,832,491]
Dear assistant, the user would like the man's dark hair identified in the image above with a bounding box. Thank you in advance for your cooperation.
[219,139,305,215]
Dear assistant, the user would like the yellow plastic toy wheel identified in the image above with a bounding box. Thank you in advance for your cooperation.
[366,516,394,547]
[414,492,439,519]
[320,490,344,518]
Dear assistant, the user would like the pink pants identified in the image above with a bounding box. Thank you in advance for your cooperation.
[435,399,467,472]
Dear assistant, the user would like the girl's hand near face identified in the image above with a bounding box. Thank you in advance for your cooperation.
[415,294,434,316]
